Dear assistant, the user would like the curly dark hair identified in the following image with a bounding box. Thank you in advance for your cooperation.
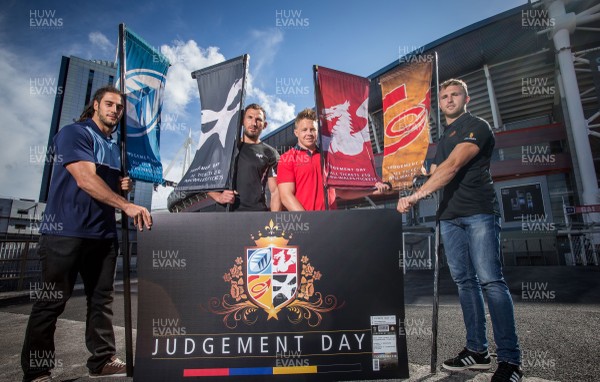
[77,85,124,122]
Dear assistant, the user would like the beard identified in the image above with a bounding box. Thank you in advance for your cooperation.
[243,128,260,140]
[98,112,120,128]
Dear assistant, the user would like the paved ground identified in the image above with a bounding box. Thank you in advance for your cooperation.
[1,266,598,381]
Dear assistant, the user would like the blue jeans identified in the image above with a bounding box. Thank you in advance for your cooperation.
[441,214,521,365]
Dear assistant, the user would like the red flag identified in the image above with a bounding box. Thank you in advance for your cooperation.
[316,66,379,188]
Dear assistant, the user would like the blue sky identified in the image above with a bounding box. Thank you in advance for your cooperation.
[0,0,526,209]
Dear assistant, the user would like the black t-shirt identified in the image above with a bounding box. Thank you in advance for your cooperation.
[221,141,279,211]
[434,113,499,220]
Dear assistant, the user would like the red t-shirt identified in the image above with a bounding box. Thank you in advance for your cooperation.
[277,147,336,211]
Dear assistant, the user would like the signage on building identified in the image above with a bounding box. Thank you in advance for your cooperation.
[564,204,600,215]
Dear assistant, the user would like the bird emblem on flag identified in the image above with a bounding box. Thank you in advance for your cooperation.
[198,77,243,150]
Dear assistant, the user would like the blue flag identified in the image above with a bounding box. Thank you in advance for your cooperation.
[116,27,170,183]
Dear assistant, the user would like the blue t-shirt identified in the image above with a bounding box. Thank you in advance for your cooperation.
[41,119,121,239]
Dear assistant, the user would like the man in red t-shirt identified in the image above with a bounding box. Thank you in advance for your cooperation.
[278,108,389,211]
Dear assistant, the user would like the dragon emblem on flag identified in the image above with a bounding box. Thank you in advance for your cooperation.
[321,98,370,157]
[207,220,343,328]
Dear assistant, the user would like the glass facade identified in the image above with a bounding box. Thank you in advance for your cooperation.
[57,57,116,129]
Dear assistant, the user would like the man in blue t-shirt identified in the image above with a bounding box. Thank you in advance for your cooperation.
[397,79,522,382]
[21,86,152,382]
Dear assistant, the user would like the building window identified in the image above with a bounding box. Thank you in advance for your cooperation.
[109,75,115,86]
[84,70,95,106]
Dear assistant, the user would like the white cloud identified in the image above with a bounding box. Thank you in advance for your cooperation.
[247,74,295,131]
[158,38,294,137]
[243,28,295,131]
[160,40,226,115]
[248,28,284,80]
[0,46,54,200]
[89,31,115,54]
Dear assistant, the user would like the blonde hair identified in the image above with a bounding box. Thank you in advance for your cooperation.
[294,108,316,129]
[440,78,468,97]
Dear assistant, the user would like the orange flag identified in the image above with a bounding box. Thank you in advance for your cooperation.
[380,61,432,189]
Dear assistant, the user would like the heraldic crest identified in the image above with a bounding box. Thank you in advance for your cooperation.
[206,219,343,329]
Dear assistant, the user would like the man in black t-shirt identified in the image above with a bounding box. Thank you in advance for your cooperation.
[207,104,281,211]
[397,79,522,382]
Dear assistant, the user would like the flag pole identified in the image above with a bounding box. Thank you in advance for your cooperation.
[430,51,441,374]
[313,65,329,210]
[118,22,134,377]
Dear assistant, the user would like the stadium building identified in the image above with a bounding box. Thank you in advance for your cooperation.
[174,0,600,267]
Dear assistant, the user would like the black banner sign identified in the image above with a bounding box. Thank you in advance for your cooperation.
[175,55,247,194]
[135,210,408,381]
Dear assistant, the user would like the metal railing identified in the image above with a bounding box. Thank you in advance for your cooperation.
[558,229,600,266]
[0,238,138,293]
[0,238,41,292]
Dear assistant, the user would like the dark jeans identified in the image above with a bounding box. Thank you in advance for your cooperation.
[21,235,119,381]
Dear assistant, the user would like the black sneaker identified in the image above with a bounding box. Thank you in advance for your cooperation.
[442,347,492,371]
[492,362,523,382]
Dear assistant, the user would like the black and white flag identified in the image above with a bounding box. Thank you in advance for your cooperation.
[175,55,248,193]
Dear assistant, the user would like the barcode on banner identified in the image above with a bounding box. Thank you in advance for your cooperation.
[373,358,380,371]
